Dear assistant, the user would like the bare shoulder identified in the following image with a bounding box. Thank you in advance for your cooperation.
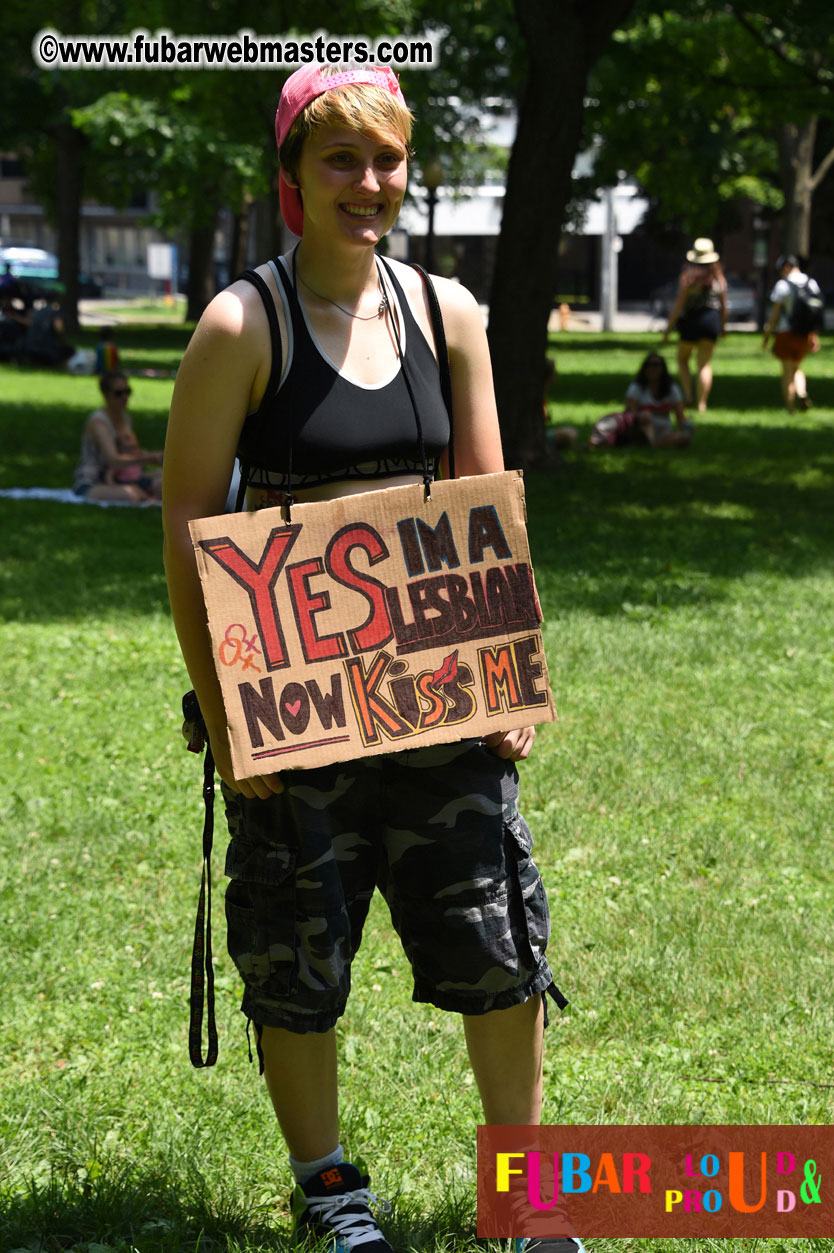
[86,407,111,433]
[186,278,265,356]
[384,258,484,350]
[430,275,486,356]
[175,268,279,415]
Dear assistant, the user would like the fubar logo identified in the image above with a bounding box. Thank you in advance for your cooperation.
[478,1125,833,1239]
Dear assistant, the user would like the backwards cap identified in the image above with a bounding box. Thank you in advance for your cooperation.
[275,65,407,237]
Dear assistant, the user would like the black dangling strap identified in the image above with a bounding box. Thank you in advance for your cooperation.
[189,739,218,1067]
[234,465,249,513]
[182,688,218,1068]
[410,262,455,481]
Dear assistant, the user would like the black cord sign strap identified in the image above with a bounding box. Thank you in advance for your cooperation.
[408,262,455,481]
[184,692,218,1068]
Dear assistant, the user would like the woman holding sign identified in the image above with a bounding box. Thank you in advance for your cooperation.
[163,65,574,1253]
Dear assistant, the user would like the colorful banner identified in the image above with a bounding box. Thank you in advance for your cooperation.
[478,1124,834,1238]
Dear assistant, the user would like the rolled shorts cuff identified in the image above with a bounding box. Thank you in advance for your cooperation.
[411,959,565,1018]
[241,989,347,1037]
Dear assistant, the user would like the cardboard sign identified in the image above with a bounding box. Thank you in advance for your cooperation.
[189,471,555,779]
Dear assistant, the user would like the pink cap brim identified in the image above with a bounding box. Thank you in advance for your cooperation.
[275,65,406,237]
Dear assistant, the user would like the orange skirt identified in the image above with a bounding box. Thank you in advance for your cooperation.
[773,331,811,362]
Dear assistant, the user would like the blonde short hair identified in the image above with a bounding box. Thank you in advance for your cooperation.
[279,77,414,180]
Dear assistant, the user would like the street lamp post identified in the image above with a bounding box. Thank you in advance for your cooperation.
[422,156,444,274]
[752,212,769,331]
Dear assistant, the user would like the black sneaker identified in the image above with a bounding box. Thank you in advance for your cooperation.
[514,1239,587,1253]
[291,1161,393,1253]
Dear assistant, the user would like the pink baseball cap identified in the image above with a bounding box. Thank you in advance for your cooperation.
[275,65,407,237]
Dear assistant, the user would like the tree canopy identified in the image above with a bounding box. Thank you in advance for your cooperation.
[586,0,834,250]
[4,0,833,454]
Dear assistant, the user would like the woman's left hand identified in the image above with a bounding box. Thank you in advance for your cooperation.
[483,725,536,761]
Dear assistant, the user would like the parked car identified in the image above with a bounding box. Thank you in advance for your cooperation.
[0,245,103,301]
[650,278,757,322]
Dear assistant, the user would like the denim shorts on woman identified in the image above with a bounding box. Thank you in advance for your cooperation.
[221,738,565,1034]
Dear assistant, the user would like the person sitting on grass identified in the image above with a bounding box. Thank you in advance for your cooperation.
[72,371,163,503]
[590,353,692,448]
[22,299,75,367]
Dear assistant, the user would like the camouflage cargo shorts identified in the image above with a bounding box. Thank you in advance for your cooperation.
[220,738,565,1034]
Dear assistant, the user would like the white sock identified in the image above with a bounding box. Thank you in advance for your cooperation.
[290,1144,344,1185]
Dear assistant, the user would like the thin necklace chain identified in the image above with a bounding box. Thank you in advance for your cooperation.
[296,263,389,320]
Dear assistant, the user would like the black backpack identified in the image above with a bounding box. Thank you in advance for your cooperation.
[787,279,824,335]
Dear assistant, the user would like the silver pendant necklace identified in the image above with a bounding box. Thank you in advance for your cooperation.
[295,260,388,320]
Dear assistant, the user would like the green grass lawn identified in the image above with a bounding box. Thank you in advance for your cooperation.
[82,296,190,324]
[1,331,833,1253]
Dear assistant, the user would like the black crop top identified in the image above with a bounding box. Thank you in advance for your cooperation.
[237,253,451,492]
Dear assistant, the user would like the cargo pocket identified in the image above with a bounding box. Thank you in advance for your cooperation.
[505,814,550,970]
[224,835,298,998]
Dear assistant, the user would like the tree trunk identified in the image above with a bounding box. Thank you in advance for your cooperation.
[488,0,635,471]
[185,215,218,322]
[55,117,84,335]
[778,117,816,258]
[229,201,251,277]
[249,168,284,264]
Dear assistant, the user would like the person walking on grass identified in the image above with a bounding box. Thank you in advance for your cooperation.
[762,254,823,413]
[163,64,580,1253]
[662,237,727,413]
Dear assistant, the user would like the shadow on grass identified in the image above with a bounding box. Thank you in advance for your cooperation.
[2,412,833,625]
[552,369,834,414]
[74,324,193,374]
[526,420,834,618]
[0,502,169,622]
[0,1166,477,1253]
[0,1164,285,1253]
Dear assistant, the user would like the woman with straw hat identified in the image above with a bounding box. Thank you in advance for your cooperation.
[662,237,727,412]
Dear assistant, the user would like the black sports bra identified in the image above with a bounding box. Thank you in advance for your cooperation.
[236,253,451,495]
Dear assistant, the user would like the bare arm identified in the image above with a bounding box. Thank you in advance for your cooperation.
[433,276,534,762]
[88,414,163,468]
[762,301,783,349]
[432,277,504,477]
[162,283,281,799]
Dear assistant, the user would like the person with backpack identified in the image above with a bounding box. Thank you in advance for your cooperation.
[762,254,824,412]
